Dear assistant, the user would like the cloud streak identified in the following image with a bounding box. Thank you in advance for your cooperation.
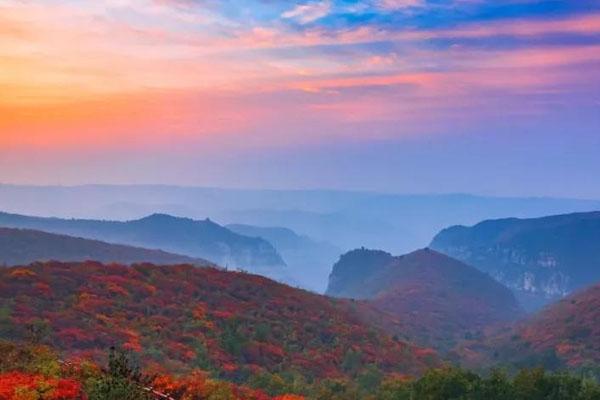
[282,1,332,24]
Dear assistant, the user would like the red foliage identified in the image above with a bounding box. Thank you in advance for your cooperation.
[57,328,95,345]
[0,261,439,380]
[0,372,83,400]
[211,310,235,319]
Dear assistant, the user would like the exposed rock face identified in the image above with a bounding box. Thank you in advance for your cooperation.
[431,211,600,311]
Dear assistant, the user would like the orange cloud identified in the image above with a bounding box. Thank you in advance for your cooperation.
[0,90,271,149]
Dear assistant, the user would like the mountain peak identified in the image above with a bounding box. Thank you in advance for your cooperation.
[327,247,474,299]
[327,247,523,351]
[401,247,444,259]
[137,213,189,223]
[138,214,220,229]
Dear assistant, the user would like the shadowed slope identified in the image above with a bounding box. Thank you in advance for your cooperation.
[0,227,211,267]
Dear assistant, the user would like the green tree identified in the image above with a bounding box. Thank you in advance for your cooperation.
[412,367,479,400]
[357,364,383,393]
[374,379,412,400]
[87,347,152,400]
[471,369,514,400]
[220,319,247,358]
[254,323,271,343]
[248,372,289,396]
[341,349,362,374]
[312,379,360,400]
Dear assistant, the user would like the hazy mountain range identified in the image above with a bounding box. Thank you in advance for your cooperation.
[0,211,290,283]
[2,184,600,256]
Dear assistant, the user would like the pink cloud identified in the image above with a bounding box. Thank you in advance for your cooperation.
[434,13,600,39]
[377,0,425,11]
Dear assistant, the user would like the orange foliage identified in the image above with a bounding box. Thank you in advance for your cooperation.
[193,304,207,320]
[9,269,37,279]
[34,282,52,296]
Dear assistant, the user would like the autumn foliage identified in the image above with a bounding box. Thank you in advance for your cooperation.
[0,261,437,383]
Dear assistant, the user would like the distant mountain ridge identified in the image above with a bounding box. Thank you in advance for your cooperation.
[0,227,210,267]
[327,248,523,351]
[3,184,600,256]
[430,211,600,310]
[0,211,289,282]
[227,224,341,292]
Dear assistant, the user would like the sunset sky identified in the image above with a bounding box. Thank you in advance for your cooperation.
[1,0,600,197]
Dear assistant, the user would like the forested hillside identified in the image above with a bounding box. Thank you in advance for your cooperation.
[0,261,438,384]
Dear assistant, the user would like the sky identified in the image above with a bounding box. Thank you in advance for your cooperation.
[1,0,600,197]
